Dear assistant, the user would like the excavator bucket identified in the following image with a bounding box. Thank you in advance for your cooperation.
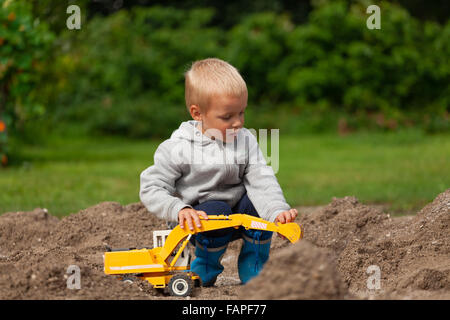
[276,222,303,243]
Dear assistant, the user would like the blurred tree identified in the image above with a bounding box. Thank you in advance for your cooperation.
[396,0,449,24]
[87,0,312,27]
[225,12,294,103]
[0,0,54,163]
[41,2,449,138]
[23,0,447,37]
[19,1,449,139]
[28,0,90,33]
[277,1,449,116]
[45,6,225,138]
[86,0,448,26]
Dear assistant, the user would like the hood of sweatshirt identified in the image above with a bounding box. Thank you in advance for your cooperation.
[170,120,231,147]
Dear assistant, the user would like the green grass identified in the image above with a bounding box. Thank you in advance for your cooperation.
[1,129,449,217]
[0,133,159,217]
[278,130,450,214]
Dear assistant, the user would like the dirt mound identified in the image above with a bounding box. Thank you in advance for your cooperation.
[1,189,449,299]
[0,246,154,300]
[384,189,450,297]
[298,196,390,254]
[0,202,165,299]
[411,189,450,251]
[0,208,59,254]
[44,201,167,250]
[297,190,450,299]
[238,240,349,299]
[238,190,449,300]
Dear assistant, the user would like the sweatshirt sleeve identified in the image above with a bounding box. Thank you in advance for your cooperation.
[139,140,191,222]
[242,131,291,222]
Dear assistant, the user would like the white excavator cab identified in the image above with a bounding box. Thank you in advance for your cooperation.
[153,230,191,267]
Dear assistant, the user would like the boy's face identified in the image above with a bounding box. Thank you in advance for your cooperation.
[190,93,247,143]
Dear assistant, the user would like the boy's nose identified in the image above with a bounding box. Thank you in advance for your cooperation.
[232,120,243,129]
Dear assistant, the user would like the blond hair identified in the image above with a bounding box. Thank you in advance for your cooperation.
[184,58,247,112]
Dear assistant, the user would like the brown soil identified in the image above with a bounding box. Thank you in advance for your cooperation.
[0,190,449,300]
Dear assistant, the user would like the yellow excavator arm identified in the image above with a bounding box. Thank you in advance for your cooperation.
[159,214,302,262]
[104,214,302,280]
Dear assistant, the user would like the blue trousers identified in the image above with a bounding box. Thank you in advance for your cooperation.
[190,193,273,285]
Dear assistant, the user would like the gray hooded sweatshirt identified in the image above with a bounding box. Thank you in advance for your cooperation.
[139,120,291,223]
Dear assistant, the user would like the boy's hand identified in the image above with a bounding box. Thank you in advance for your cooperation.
[275,208,298,224]
[275,208,298,240]
[178,207,208,231]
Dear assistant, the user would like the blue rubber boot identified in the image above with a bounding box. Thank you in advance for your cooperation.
[238,229,273,284]
[190,232,233,287]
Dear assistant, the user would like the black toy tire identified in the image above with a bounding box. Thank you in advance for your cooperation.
[168,274,193,297]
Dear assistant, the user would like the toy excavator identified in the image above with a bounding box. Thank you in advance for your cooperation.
[104,214,302,296]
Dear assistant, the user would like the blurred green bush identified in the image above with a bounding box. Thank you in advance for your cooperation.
[0,0,54,162]
[20,2,450,139]
[271,1,449,129]
[43,6,224,138]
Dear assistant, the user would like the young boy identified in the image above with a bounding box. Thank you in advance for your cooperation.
[140,58,297,286]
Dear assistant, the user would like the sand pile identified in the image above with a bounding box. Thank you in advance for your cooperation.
[238,240,348,299]
[411,189,450,252]
[0,189,449,299]
[239,189,449,300]
[238,196,390,300]
[297,196,390,254]
[0,202,165,299]
[0,208,59,253]
[335,190,450,298]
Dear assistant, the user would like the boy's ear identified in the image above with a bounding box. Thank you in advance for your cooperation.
[189,105,202,121]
